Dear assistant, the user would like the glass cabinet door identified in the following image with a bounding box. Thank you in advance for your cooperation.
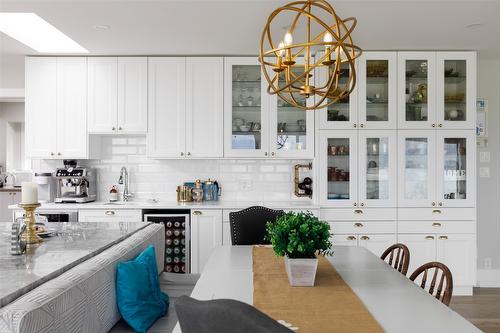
[317,55,358,130]
[319,130,358,207]
[270,59,314,158]
[437,52,476,129]
[224,57,269,157]
[358,52,397,129]
[398,53,436,129]
[358,130,396,207]
[398,130,436,207]
[436,131,475,207]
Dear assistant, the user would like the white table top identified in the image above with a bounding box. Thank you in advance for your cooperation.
[174,246,480,333]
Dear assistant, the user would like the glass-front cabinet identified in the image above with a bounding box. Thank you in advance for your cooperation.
[436,52,476,129]
[398,52,436,129]
[320,130,396,207]
[224,57,269,157]
[358,52,397,129]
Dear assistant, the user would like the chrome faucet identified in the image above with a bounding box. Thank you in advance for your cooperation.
[118,166,133,202]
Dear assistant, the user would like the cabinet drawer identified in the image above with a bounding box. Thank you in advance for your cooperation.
[222,208,319,222]
[330,221,396,234]
[321,208,396,221]
[398,208,475,221]
[78,209,142,222]
[398,220,475,234]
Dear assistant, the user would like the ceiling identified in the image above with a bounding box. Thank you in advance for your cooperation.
[0,0,499,58]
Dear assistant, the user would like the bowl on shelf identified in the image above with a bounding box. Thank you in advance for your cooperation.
[234,118,245,126]
[239,124,252,132]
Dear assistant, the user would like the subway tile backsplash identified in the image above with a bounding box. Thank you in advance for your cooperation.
[33,136,313,202]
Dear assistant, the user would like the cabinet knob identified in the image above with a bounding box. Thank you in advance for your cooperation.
[360,124,364,128]
[347,236,356,241]
[354,209,363,214]
[271,152,275,157]
[105,210,115,216]
[438,124,443,128]
[360,202,364,207]
[57,152,61,156]
[264,152,268,156]
[51,152,55,156]
[353,124,357,128]
[432,222,442,227]
[432,124,436,128]
[353,202,357,207]
[438,235,448,240]
[118,126,123,130]
[438,202,443,206]
[112,127,116,131]
[192,210,202,216]
[431,202,436,206]
[187,152,191,156]
[180,152,184,156]
[425,235,435,240]
[360,236,370,241]
[354,222,363,228]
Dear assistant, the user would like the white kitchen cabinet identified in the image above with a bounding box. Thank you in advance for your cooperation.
[26,57,88,159]
[436,233,475,287]
[77,209,142,223]
[88,57,148,134]
[190,209,223,274]
[398,233,437,276]
[358,234,397,257]
[148,57,223,158]
[0,191,19,222]
[331,234,358,247]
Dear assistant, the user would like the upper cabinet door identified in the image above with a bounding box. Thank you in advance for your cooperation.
[269,57,315,158]
[436,130,475,208]
[436,52,476,129]
[358,130,397,207]
[398,130,437,207]
[147,57,186,158]
[56,57,88,159]
[117,57,148,133]
[319,130,358,207]
[317,58,358,130]
[25,57,58,158]
[224,57,270,158]
[358,52,397,129]
[88,57,118,134]
[398,52,436,129]
[186,57,224,158]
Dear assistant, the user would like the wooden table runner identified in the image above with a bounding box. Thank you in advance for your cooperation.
[253,246,384,333]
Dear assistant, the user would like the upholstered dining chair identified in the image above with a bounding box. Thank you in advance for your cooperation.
[380,243,410,275]
[409,262,454,306]
[175,296,294,333]
[229,206,284,245]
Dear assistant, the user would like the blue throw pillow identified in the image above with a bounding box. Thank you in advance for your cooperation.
[116,245,169,333]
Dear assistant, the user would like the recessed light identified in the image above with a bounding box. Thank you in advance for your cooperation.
[94,24,110,30]
[0,13,88,53]
[465,23,485,29]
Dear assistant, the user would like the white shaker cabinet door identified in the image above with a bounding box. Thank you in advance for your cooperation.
[147,57,186,158]
[88,57,118,134]
[25,57,57,158]
[398,233,437,277]
[77,209,143,223]
[436,233,475,287]
[358,234,397,257]
[56,57,88,159]
[117,57,148,134]
[186,57,224,158]
[190,209,223,274]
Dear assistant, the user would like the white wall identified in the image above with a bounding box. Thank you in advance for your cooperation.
[0,102,25,171]
[0,54,24,89]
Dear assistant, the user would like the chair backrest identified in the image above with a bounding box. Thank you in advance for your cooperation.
[380,243,410,275]
[175,296,293,333]
[229,206,284,245]
[409,261,453,306]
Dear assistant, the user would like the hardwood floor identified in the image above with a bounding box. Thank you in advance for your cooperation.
[451,288,500,333]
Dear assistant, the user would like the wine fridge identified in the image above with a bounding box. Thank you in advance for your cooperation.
[143,209,190,273]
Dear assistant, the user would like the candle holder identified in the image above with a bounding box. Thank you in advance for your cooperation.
[18,203,42,244]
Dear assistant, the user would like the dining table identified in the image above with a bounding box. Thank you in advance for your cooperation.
[173,245,480,333]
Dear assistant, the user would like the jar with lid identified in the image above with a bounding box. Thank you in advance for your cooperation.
[192,179,204,202]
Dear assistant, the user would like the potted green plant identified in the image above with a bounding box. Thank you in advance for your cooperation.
[266,211,333,287]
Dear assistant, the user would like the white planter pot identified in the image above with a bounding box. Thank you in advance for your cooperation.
[284,256,318,287]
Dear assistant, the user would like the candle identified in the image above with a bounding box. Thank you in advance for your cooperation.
[21,182,38,204]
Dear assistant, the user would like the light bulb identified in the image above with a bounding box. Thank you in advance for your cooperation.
[278,41,285,56]
[323,32,333,44]
[284,32,293,46]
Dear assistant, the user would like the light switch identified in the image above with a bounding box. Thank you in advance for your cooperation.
[480,151,491,163]
[479,167,490,178]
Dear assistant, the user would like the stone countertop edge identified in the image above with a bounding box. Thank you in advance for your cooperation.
[0,222,152,308]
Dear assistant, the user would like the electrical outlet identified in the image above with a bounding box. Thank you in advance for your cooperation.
[484,257,492,270]
[480,151,491,163]
[238,180,253,191]
[479,167,490,178]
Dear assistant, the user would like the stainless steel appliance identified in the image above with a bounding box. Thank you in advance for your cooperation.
[55,160,96,203]
[143,209,190,273]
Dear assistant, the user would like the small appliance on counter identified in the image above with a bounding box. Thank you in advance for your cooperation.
[55,160,96,203]
[34,173,57,203]
[6,170,33,187]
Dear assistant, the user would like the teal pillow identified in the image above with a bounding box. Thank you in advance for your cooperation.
[116,245,169,333]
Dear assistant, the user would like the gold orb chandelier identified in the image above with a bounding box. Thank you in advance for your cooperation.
[258,0,362,111]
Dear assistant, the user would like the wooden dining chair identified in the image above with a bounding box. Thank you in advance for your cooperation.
[380,243,410,276]
[229,206,284,245]
[409,262,453,306]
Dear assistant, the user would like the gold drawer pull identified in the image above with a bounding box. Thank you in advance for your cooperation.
[346,236,356,241]
[425,235,435,240]
[354,209,363,214]
[432,209,442,214]
[360,236,370,241]
[105,210,115,216]
[439,235,448,240]
[354,223,363,227]
[192,210,202,216]
[432,222,442,227]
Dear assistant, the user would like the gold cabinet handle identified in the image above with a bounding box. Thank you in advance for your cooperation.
[439,235,448,240]
[105,210,115,216]
[192,210,202,216]
[432,209,442,214]
[425,235,435,240]
[432,222,442,227]
[360,236,370,241]
[346,236,356,241]
[354,209,363,214]
[354,222,363,227]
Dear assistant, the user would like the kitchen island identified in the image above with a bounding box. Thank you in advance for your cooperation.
[0,221,149,307]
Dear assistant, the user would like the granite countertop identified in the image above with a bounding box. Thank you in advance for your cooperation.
[0,186,21,193]
[0,221,150,308]
[9,200,319,210]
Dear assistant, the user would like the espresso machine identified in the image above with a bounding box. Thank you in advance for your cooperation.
[55,160,96,203]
